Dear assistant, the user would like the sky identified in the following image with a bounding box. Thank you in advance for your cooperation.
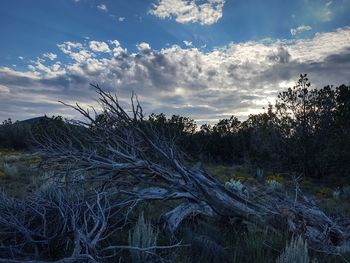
[0,0,350,124]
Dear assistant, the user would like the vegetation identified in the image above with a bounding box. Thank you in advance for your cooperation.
[0,75,350,262]
[149,75,350,180]
[276,236,310,263]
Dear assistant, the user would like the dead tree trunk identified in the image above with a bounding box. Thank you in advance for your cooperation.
[34,85,350,256]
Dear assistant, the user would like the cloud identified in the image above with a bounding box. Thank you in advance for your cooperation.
[149,0,225,25]
[290,25,312,36]
[57,41,93,63]
[89,41,111,53]
[137,42,151,51]
[43,52,57,61]
[118,17,125,22]
[97,4,108,12]
[1,27,350,123]
[183,40,193,47]
[0,85,10,93]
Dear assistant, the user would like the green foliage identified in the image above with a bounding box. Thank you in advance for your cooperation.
[0,119,31,150]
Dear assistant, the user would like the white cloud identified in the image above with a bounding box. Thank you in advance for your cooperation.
[43,52,57,61]
[118,17,125,22]
[57,42,93,62]
[1,27,350,123]
[18,56,24,60]
[290,25,312,36]
[149,0,225,25]
[183,40,193,47]
[109,40,127,56]
[89,41,110,53]
[137,42,151,51]
[97,4,108,12]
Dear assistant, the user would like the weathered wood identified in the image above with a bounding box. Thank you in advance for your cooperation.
[29,85,350,260]
[163,202,214,233]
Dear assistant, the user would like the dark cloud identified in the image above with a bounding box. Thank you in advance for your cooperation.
[267,46,291,64]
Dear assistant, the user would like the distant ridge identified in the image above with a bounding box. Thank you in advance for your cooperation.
[18,116,50,125]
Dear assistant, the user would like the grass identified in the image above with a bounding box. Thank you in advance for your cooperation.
[1,153,350,262]
[0,148,42,197]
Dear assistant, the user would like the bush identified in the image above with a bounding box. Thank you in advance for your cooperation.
[225,179,248,197]
[267,180,284,191]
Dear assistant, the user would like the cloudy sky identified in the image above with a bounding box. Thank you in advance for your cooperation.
[1,0,350,124]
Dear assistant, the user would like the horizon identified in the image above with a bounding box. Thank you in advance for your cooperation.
[1,0,350,125]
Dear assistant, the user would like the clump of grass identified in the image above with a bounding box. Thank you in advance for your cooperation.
[225,179,248,197]
[276,235,309,263]
[243,224,273,263]
[267,180,284,191]
[128,212,158,263]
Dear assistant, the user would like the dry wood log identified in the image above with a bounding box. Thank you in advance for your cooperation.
[29,85,350,259]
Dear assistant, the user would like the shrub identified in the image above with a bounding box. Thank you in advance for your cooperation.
[267,180,284,191]
[243,224,272,263]
[128,212,158,263]
[225,179,248,197]
[276,235,310,263]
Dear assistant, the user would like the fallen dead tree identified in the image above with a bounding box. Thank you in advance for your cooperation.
[5,85,348,261]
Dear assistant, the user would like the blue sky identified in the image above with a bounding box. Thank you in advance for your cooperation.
[1,0,350,123]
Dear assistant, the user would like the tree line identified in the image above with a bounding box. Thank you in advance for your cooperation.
[1,74,349,178]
